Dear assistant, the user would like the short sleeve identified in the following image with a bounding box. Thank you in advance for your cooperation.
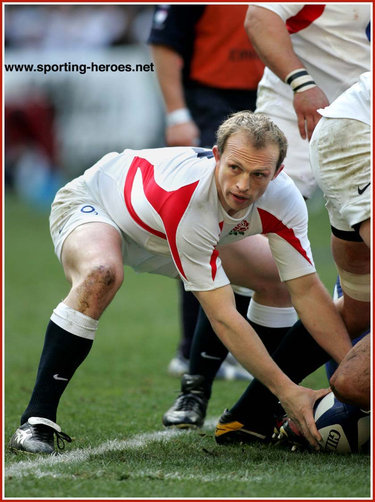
[250,4,305,22]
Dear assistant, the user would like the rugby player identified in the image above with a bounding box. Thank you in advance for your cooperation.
[9,111,352,454]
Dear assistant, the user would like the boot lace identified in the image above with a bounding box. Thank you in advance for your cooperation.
[175,392,205,412]
[33,424,72,451]
[55,430,73,450]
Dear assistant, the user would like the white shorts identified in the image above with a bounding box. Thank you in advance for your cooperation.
[49,175,179,278]
[49,175,122,261]
[256,86,315,199]
[309,117,371,236]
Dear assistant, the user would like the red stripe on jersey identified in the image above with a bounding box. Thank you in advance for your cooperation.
[286,5,325,34]
[210,249,219,281]
[257,208,312,265]
[124,156,199,280]
[210,221,224,281]
[124,158,166,240]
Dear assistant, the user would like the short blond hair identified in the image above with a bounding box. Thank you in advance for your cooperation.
[216,111,288,170]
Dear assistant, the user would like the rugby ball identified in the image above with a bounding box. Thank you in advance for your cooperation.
[314,392,370,454]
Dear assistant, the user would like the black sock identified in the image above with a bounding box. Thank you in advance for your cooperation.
[178,283,200,359]
[189,293,250,398]
[21,320,93,424]
[270,320,331,382]
[234,293,251,319]
[229,320,331,433]
[249,321,290,355]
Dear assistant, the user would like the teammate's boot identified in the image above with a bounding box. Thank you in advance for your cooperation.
[162,374,208,428]
[9,417,72,454]
[215,409,272,445]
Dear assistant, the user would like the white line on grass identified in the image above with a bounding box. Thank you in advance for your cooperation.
[6,418,220,480]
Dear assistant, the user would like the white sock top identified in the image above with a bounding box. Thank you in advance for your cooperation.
[247,299,298,328]
[51,302,98,340]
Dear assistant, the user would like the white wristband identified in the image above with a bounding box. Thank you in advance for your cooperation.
[166,108,192,127]
[285,68,317,93]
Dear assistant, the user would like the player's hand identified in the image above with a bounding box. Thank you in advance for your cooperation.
[293,87,329,141]
[278,384,331,450]
[166,121,200,147]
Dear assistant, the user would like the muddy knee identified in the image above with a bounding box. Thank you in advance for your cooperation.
[70,263,124,318]
[84,263,123,298]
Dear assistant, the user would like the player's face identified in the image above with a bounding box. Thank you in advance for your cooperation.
[214,132,281,217]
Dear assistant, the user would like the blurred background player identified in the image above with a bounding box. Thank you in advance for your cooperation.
[5,5,158,207]
[148,4,265,380]
[162,3,371,435]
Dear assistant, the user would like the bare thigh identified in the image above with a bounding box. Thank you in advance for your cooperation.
[331,235,370,336]
[359,218,371,248]
[218,234,291,307]
[330,334,370,410]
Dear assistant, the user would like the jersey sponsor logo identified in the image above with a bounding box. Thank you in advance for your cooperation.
[229,48,259,62]
[358,182,370,195]
[124,156,199,280]
[286,5,325,34]
[229,219,249,236]
[80,205,98,215]
[257,208,313,265]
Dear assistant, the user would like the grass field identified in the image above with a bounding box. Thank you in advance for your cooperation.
[4,192,371,499]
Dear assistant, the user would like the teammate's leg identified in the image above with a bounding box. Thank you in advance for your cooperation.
[215,319,332,444]
[359,218,370,248]
[331,235,370,338]
[167,283,199,377]
[330,334,370,409]
[328,233,370,409]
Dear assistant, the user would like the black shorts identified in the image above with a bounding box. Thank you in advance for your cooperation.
[185,84,257,148]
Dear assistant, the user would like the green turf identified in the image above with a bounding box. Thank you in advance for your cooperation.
[4,192,370,498]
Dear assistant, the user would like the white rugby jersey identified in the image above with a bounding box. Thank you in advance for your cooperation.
[254,4,371,118]
[318,72,371,125]
[82,147,315,291]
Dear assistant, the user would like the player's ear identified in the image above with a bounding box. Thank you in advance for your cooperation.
[272,163,284,180]
[212,145,220,162]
